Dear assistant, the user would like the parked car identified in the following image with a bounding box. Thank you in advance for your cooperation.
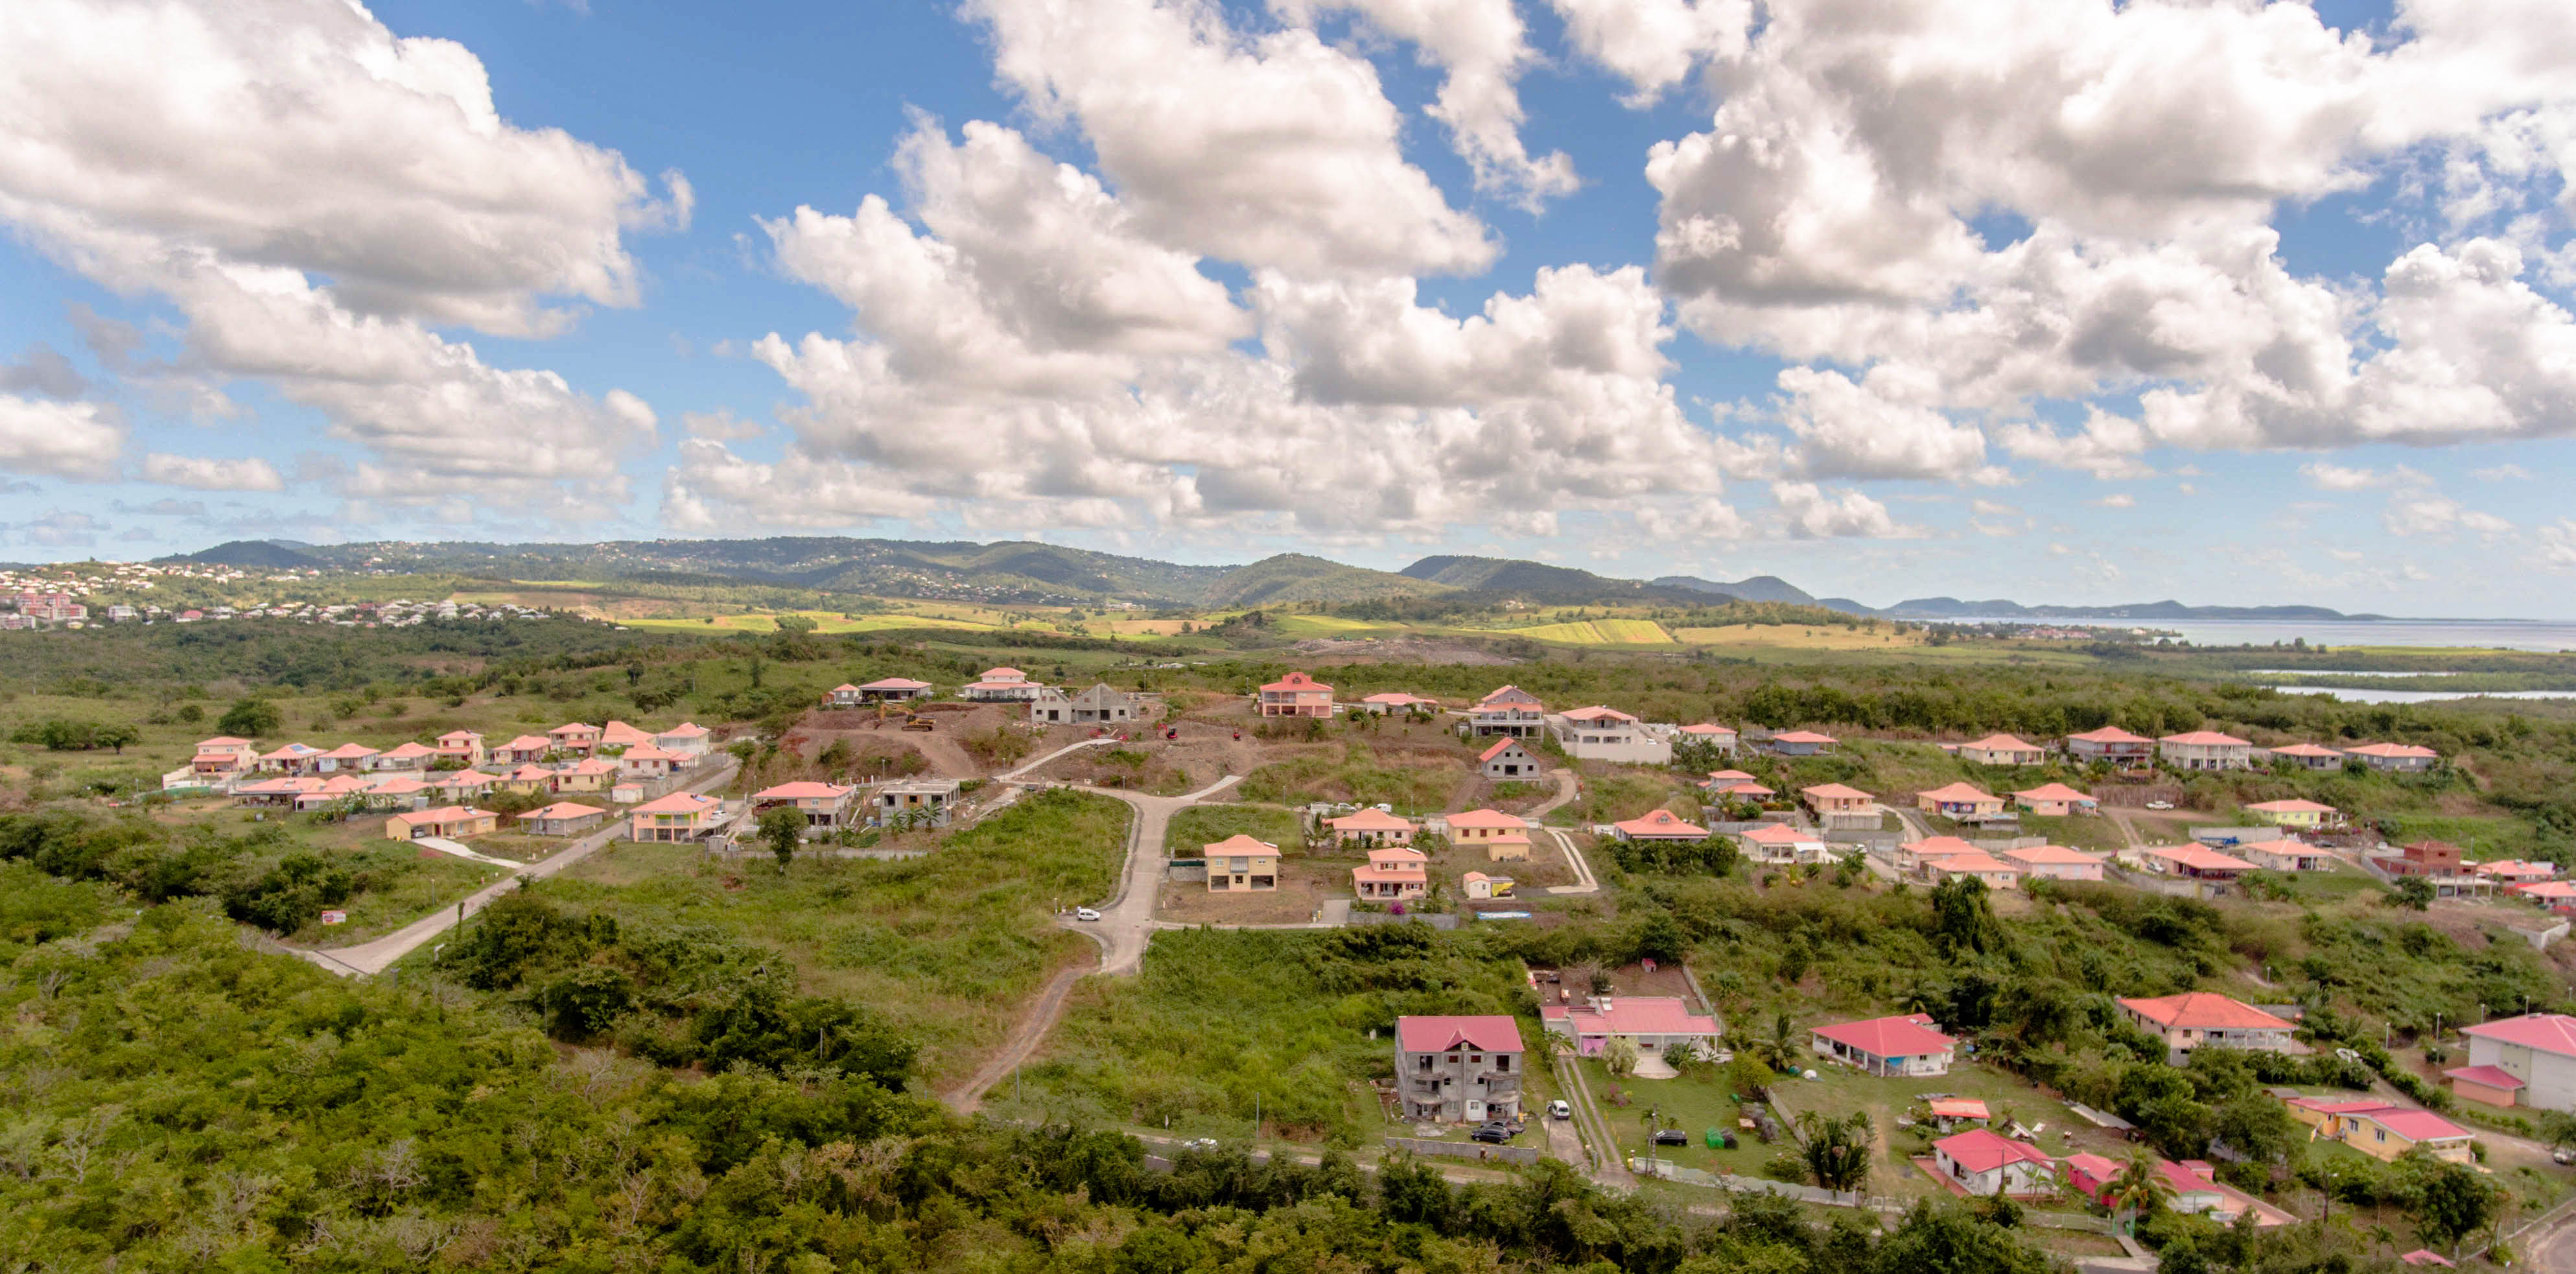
[2146,800,2175,810]
[1178,1138,1221,1153]
[1548,1100,1572,1120]
[1652,1129,1689,1147]
[1470,1124,1512,1144]
[1075,907,1102,921]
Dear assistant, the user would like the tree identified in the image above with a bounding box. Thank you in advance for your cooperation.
[1796,1110,1874,1192]
[2412,1157,2499,1256]
[2102,1148,2175,1235]
[2391,876,2436,910]
[1602,1035,1639,1078]
[2535,1109,2576,1150]
[758,807,806,873]
[94,724,139,754]
[216,698,281,738]
[1930,875,2004,955]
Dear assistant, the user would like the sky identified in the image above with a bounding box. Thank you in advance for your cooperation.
[3,0,2575,615]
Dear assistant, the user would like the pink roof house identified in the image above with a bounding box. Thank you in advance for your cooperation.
[628,791,724,842]
[1917,782,2007,820]
[1357,691,1438,714]
[1258,671,1335,718]
[2244,797,2337,830]
[1678,723,1738,745]
[1812,1014,1956,1076]
[2010,782,2098,816]
[1928,851,2021,890]
[1801,782,1874,816]
[655,722,712,755]
[2342,741,2440,772]
[1541,996,1721,1057]
[1764,729,1837,756]
[1612,809,1708,842]
[618,744,685,778]
[1326,807,1416,846]
[548,722,602,753]
[753,780,856,825]
[2160,730,2253,771]
[854,677,934,702]
[1739,822,1827,864]
[2139,843,2257,880]
[259,742,326,774]
[2268,742,2347,770]
[316,742,380,772]
[1353,847,1429,901]
[2065,725,2155,766]
[1956,733,2047,766]
[553,757,620,792]
[493,735,554,764]
[1930,1129,2054,1197]
[191,736,259,775]
[599,720,655,749]
[521,802,609,836]
[1479,736,1543,779]
[2476,859,2558,884]
[2002,845,2102,881]
[1897,835,1983,873]
[373,740,437,770]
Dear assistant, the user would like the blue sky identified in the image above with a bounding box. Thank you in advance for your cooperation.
[3,0,2574,614]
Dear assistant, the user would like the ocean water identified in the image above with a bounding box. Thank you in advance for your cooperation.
[2261,687,2576,705]
[1956,617,2576,652]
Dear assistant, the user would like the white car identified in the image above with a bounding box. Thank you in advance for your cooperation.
[1549,1100,1572,1120]
[1074,906,1102,921]
[2145,800,2175,811]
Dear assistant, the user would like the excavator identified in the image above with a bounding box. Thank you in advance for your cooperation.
[874,701,937,731]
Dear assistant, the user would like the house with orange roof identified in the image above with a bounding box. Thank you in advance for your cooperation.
[2138,843,2258,882]
[753,781,857,826]
[618,744,686,779]
[599,720,654,749]
[191,736,260,777]
[433,730,487,767]
[385,805,499,841]
[2513,880,2576,911]
[1676,722,1739,754]
[1956,733,2046,766]
[315,742,380,773]
[2065,725,2155,768]
[2476,859,2558,885]
[628,792,725,842]
[552,757,620,792]
[1812,1013,1956,1077]
[1325,807,1416,847]
[548,722,602,753]
[2341,741,2440,773]
[1801,782,1874,819]
[1258,671,1335,718]
[961,666,1048,703]
[1461,871,1512,899]
[655,722,712,756]
[1464,685,1546,738]
[1763,729,1837,757]
[1916,782,2007,821]
[826,683,867,708]
[1479,737,1542,780]
[2002,845,2102,882]
[491,764,557,797]
[2237,839,2330,872]
[259,742,326,775]
[371,740,436,771]
[2118,993,2297,1056]
[1897,835,1982,874]
[1702,776,1774,800]
[493,735,554,764]
[1926,851,2020,890]
[2266,742,2347,771]
[2160,730,2253,771]
[1203,834,1279,893]
[1611,809,1707,842]
[2244,797,2337,830]
[1550,705,1671,764]
[1352,847,1429,901]
[233,776,325,807]
[520,802,609,837]
[1442,808,1532,862]
[2010,783,2098,816]
[1739,822,1827,865]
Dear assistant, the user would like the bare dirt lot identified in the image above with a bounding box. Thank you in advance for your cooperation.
[1156,860,1339,925]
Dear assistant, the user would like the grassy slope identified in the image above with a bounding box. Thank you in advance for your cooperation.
[1165,803,1304,856]
[543,788,1129,1085]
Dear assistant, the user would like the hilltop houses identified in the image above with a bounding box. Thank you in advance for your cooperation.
[1258,671,1335,718]
[1926,851,2020,890]
[2011,783,2098,816]
[1812,1013,1956,1077]
[2064,725,2155,768]
[1464,686,1546,738]
[629,792,725,842]
[1325,807,1416,847]
[1550,705,1671,764]
[1203,835,1280,893]
[1676,722,1739,754]
[1612,810,1707,843]
[2160,731,2254,771]
[1932,1129,2056,1198]
[2238,840,2330,872]
[1739,822,1828,865]
[2343,741,2440,773]
[385,805,499,841]
[1357,691,1438,716]
[1541,996,1721,1059]
[752,781,858,827]
[1442,808,1532,862]
[961,666,1047,702]
[2267,742,2347,771]
[191,737,258,778]
[1763,729,1838,757]
[2118,993,2297,1057]
[1353,847,1429,901]
[549,722,602,753]
[520,803,608,837]
[2244,798,2337,830]
[1917,783,2008,823]
[1800,782,1875,826]
[1956,733,2047,766]
[2002,845,2103,881]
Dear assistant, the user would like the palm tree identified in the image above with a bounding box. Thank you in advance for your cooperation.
[2101,1148,2175,1236]
[1797,1110,1875,1194]
[2364,1223,2396,1258]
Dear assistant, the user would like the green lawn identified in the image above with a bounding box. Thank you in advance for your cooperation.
[2017,812,2127,852]
[1165,803,1304,855]
[539,786,1129,1086]
[1016,926,1532,1146]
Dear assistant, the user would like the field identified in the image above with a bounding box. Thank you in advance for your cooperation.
[1165,803,1306,855]
[1506,619,1676,645]
[1670,623,1923,651]
[535,787,1130,1085]
[1011,926,1532,1143]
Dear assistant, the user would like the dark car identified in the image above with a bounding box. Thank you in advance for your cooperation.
[1470,1124,1512,1144]
[1652,1129,1689,1147]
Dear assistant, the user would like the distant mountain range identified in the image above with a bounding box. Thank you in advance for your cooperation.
[160,536,2386,621]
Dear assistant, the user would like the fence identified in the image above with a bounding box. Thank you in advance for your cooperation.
[1387,1137,1541,1166]
[1346,912,1460,930]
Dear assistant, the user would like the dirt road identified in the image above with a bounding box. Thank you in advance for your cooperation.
[296,758,738,977]
[945,773,1241,1112]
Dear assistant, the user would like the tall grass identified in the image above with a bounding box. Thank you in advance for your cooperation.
[1165,804,1303,855]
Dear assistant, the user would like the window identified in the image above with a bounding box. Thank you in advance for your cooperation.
[1447,1052,1460,1063]
[1417,1055,1433,1071]
[1468,1054,1481,1065]
[1494,1054,1511,1072]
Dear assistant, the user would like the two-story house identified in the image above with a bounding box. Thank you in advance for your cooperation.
[433,730,487,768]
[1479,737,1542,780]
[1463,685,1546,738]
[2160,731,2253,771]
[961,666,1048,702]
[1030,683,1143,725]
[1549,706,1671,764]
[1202,834,1280,892]
[627,792,725,842]
[1352,846,1429,901]
[1396,1015,1525,1123]
[1442,808,1531,862]
[753,781,858,827]
[548,722,602,754]
[1258,671,1335,718]
[191,736,259,778]
[2064,725,2156,768]
[2453,1013,2576,1111]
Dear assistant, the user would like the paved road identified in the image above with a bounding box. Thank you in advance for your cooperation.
[294,758,738,977]
[946,773,1240,1111]
[999,737,1119,780]
[1529,768,1580,819]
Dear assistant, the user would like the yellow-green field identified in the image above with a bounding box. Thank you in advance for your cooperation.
[1506,618,1676,644]
[1670,622,1919,650]
[616,611,995,635]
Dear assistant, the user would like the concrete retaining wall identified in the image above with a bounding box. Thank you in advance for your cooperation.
[1387,1137,1541,1165]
